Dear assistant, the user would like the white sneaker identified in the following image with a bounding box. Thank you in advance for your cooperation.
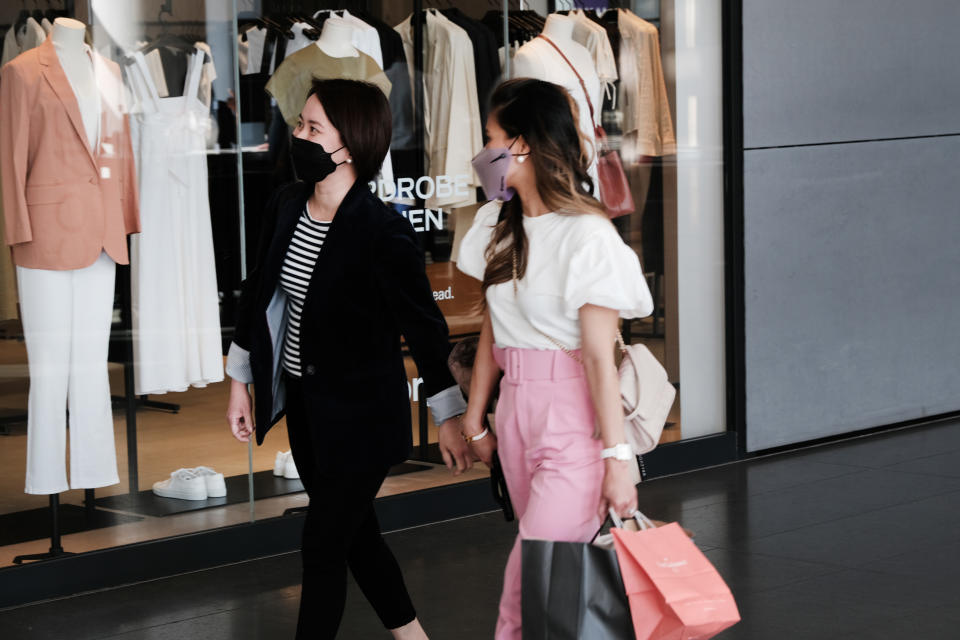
[283,456,300,480]
[189,466,227,498]
[274,451,291,477]
[152,469,208,501]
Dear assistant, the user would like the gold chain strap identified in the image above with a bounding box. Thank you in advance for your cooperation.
[512,250,628,364]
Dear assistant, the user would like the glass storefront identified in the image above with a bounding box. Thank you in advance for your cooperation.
[0,0,726,569]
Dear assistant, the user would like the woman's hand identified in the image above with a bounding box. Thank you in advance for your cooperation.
[438,417,474,476]
[598,459,638,519]
[463,416,498,466]
[470,431,498,466]
[227,379,254,442]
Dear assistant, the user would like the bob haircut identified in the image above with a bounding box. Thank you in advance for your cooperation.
[305,78,392,184]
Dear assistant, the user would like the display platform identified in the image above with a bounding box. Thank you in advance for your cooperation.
[0,504,143,547]
[96,463,430,517]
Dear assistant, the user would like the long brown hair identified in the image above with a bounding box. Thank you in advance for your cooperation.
[481,79,606,299]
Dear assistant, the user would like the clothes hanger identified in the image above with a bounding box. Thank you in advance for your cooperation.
[139,19,211,65]
[262,16,294,39]
[291,14,316,39]
[296,12,325,30]
[15,0,30,30]
[510,12,540,41]
[238,21,258,41]
[141,31,196,53]
[156,0,173,28]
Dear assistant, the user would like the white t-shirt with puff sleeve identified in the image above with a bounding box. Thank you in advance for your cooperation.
[456,201,654,350]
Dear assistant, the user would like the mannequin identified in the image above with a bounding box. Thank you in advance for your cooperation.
[52,19,100,150]
[315,17,359,58]
[0,17,140,497]
[541,12,576,43]
[513,14,602,195]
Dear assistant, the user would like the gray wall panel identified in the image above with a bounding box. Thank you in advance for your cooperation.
[744,137,960,452]
[743,0,960,148]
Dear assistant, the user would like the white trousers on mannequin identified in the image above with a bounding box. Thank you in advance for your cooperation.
[16,251,119,494]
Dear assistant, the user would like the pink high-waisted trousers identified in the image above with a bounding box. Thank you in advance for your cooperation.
[491,346,605,639]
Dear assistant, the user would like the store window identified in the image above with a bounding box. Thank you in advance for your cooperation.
[0,0,501,567]
[0,0,726,568]
[542,0,728,444]
[234,0,502,527]
[0,0,254,567]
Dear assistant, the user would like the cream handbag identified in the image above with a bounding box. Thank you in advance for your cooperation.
[612,334,676,454]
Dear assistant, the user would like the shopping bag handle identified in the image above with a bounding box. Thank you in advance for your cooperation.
[591,508,657,543]
[608,508,656,531]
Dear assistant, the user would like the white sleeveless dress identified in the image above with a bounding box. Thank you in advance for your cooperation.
[127,49,224,395]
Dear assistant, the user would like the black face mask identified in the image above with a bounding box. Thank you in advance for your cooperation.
[290,136,347,183]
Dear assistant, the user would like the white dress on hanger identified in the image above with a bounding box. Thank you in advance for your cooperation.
[127,49,224,395]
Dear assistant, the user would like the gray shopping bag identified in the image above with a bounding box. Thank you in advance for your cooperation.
[521,538,636,640]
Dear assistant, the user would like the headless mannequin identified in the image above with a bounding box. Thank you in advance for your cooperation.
[513,14,602,195]
[14,17,119,498]
[316,18,359,58]
[542,14,577,45]
[51,18,100,151]
[11,18,114,562]
[516,15,602,127]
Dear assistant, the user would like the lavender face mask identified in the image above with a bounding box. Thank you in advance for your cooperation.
[471,146,516,201]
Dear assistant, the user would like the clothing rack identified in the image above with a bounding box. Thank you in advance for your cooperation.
[138,19,210,27]
[261,0,374,16]
[548,0,629,11]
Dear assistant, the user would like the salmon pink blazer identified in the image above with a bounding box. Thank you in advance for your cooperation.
[0,39,140,270]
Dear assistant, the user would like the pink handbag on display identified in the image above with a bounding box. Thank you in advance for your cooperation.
[611,512,740,640]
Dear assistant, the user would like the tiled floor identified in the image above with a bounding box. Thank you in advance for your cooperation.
[2,418,959,639]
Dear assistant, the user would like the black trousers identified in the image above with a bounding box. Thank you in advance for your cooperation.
[284,374,417,639]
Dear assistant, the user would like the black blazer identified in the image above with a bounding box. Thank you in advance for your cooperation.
[233,180,458,469]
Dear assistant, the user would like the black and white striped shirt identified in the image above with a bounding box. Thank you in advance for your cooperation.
[280,207,331,377]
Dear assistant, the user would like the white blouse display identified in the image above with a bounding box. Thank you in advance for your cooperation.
[457,201,653,350]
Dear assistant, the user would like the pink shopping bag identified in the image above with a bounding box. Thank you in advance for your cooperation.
[611,518,740,640]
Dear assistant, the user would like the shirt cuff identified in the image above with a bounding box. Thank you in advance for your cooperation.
[225,342,254,384]
[426,384,467,425]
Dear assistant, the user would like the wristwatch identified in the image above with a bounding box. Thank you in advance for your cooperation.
[601,443,634,461]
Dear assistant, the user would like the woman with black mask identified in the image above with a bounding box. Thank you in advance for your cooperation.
[224,78,473,640]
